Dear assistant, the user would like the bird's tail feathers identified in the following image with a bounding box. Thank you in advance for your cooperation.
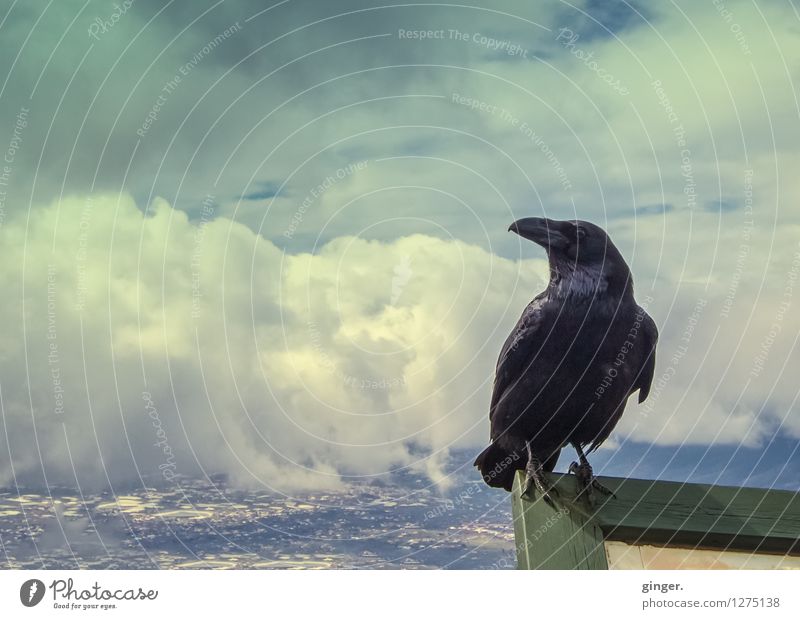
[474,443,523,491]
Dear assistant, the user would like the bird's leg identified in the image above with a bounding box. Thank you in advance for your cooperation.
[521,441,559,506]
[569,444,615,506]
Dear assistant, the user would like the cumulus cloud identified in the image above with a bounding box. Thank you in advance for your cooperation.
[2,1,799,493]
[0,193,547,491]
[611,210,800,449]
[2,192,797,493]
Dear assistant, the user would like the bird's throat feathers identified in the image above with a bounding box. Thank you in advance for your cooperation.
[547,258,633,303]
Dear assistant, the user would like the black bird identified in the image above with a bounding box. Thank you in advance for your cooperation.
[474,217,658,502]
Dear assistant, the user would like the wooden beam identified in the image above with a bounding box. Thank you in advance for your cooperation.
[511,472,607,569]
[511,471,800,569]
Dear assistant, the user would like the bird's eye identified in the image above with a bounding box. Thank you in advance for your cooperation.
[575,226,586,240]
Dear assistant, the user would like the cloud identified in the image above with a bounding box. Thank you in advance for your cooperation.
[238,182,284,201]
[2,193,798,494]
[610,210,800,450]
[0,193,546,492]
[4,0,799,249]
[701,199,741,213]
[636,203,674,216]
[1,1,799,492]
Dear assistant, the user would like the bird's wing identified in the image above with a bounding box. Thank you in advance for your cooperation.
[489,295,548,425]
[634,309,658,403]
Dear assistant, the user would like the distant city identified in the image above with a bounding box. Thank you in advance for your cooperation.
[0,465,515,570]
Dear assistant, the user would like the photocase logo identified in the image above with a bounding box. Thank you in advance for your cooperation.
[20,579,45,607]
[390,254,413,305]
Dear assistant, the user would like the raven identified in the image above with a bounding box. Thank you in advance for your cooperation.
[474,217,657,502]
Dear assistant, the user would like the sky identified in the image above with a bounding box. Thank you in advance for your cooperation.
[0,0,799,495]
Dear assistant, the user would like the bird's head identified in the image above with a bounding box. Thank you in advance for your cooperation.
[508,217,632,298]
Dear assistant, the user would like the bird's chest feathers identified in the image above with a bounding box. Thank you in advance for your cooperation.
[540,283,636,377]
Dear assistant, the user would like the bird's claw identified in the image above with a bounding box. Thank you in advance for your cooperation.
[591,479,616,498]
[521,459,559,507]
[569,460,615,506]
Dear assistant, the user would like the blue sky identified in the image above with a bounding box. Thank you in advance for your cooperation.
[0,0,798,494]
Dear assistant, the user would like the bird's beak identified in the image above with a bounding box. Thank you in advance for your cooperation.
[508,217,569,250]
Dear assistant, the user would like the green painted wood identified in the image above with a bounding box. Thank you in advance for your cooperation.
[511,471,800,569]
[511,473,607,569]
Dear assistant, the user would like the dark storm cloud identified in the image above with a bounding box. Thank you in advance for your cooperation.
[0,0,564,224]
[239,181,284,200]
[636,203,674,216]
[553,0,653,42]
